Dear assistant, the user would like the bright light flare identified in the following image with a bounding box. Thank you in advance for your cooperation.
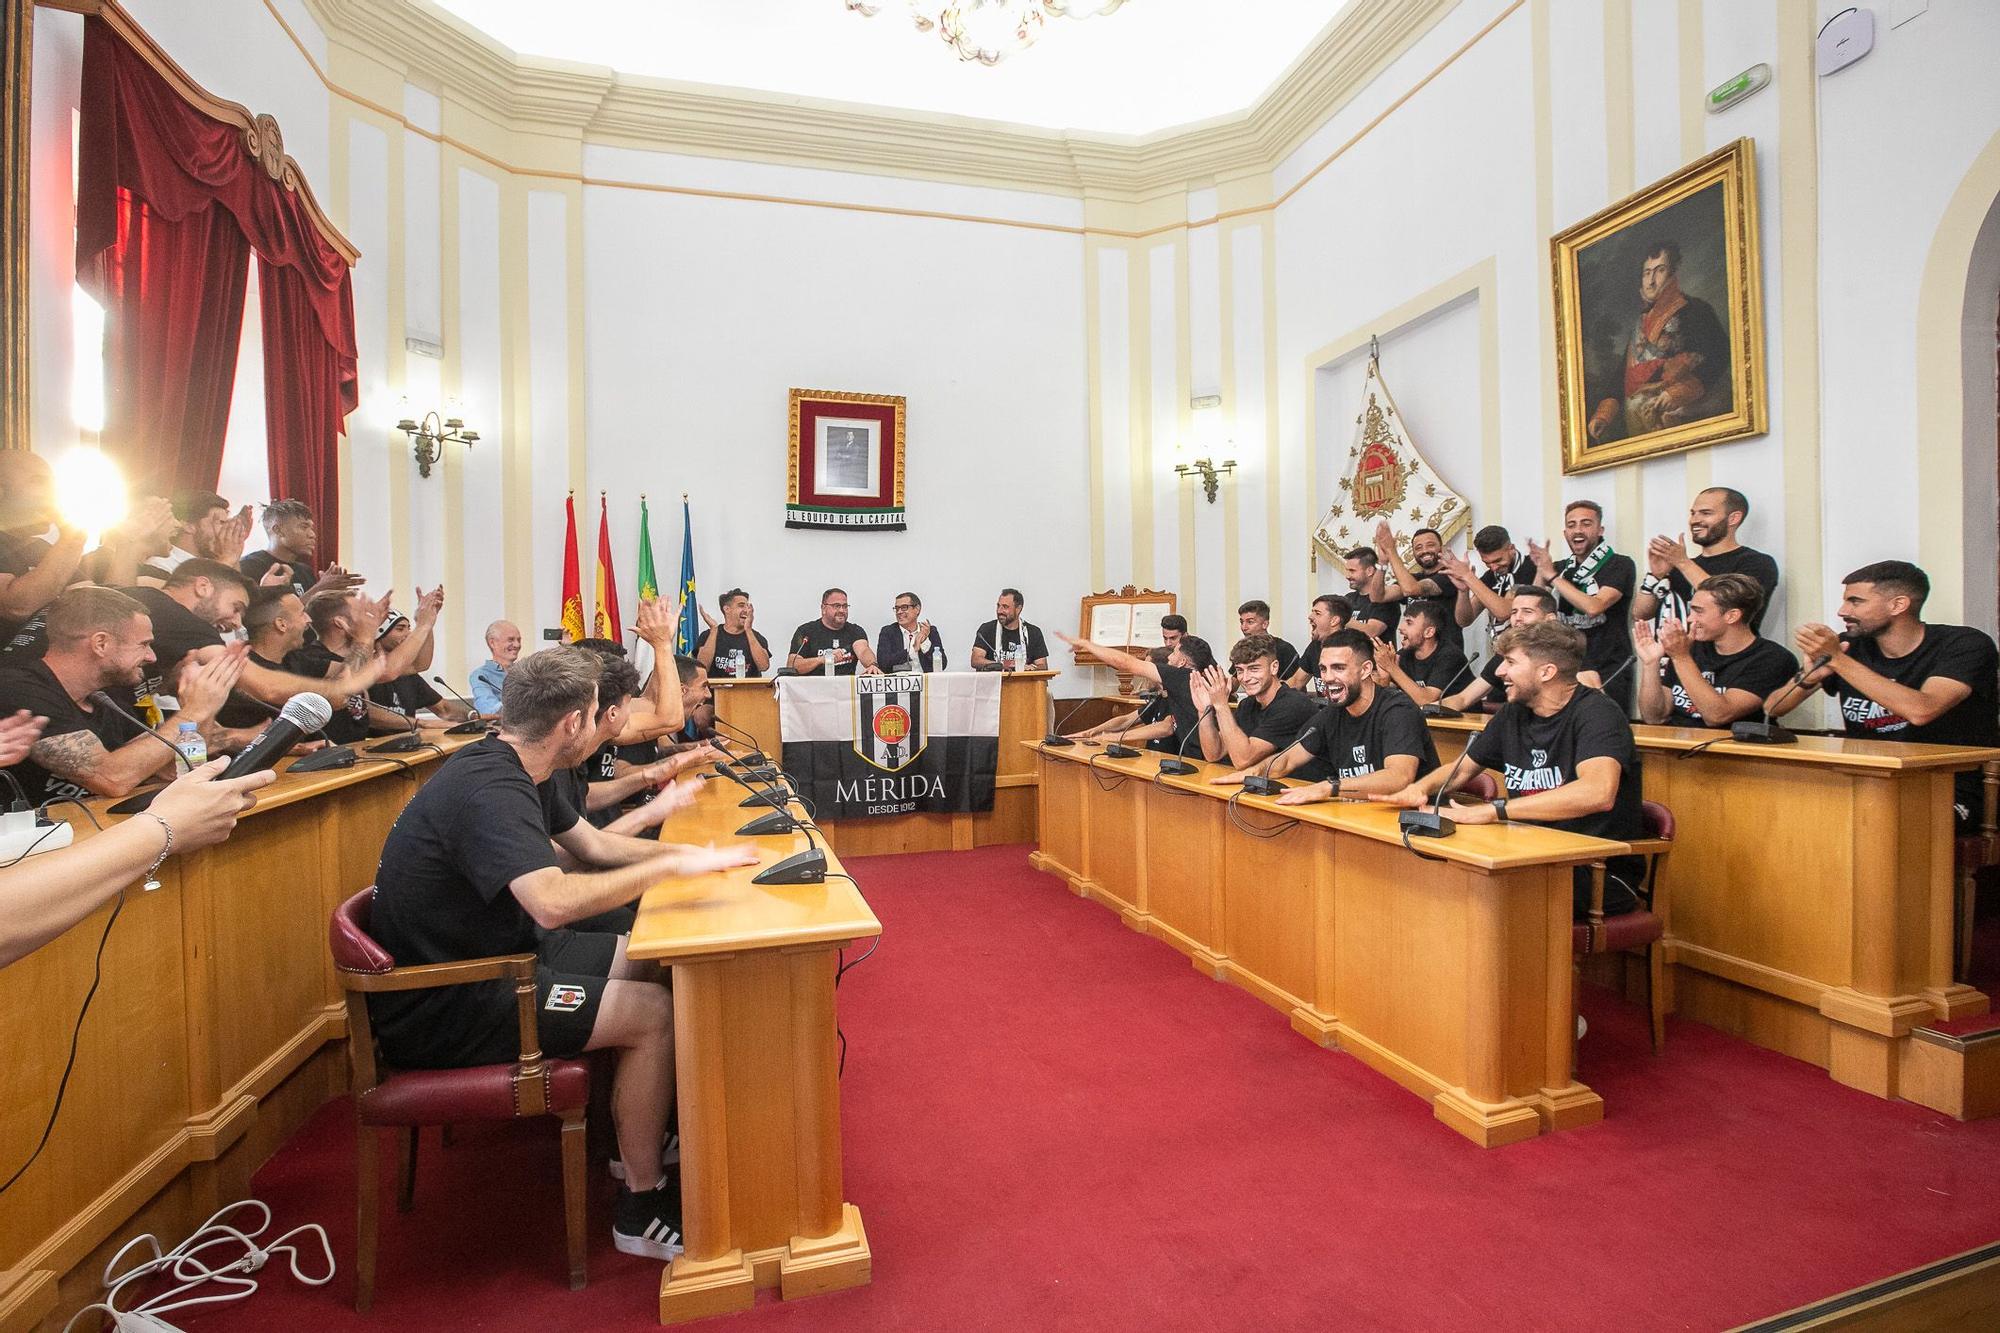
[53,447,129,540]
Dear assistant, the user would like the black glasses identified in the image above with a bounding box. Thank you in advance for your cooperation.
[894,603,916,611]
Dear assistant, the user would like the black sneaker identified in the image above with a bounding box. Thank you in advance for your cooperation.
[612,1183,685,1260]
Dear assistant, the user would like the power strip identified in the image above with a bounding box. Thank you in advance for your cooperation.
[0,809,73,862]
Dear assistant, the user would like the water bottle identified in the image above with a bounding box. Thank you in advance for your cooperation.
[175,722,207,768]
[822,647,837,675]
[732,648,746,677]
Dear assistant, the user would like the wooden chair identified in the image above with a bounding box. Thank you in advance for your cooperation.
[330,889,592,1312]
[1954,760,2000,982]
[1575,802,1676,1056]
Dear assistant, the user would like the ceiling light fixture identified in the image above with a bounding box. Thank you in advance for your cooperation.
[844,0,1131,66]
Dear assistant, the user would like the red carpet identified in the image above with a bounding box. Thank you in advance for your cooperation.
[169,845,2000,1331]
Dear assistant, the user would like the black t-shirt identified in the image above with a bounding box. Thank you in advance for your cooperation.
[1467,688,1642,879]
[1397,642,1471,696]
[1296,687,1438,786]
[1296,636,1327,682]
[1258,636,1302,680]
[239,550,318,601]
[792,620,869,676]
[1347,591,1400,642]
[369,737,574,1062]
[1826,624,2000,824]
[702,626,770,679]
[974,619,1048,666]
[1228,684,1316,756]
[125,586,224,705]
[370,672,444,719]
[1396,567,1465,655]
[1479,555,1537,632]
[1154,663,1204,753]
[215,650,286,730]
[0,658,147,806]
[1663,546,1780,632]
[1658,636,1797,727]
[285,642,371,743]
[1551,553,1637,689]
[539,761,618,832]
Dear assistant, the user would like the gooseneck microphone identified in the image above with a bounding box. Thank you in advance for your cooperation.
[1156,705,1215,777]
[1400,743,1477,840]
[1241,722,1317,797]
[429,676,496,735]
[1731,643,1838,745]
[708,714,768,767]
[1420,655,1481,719]
[94,692,195,815]
[370,705,425,754]
[1596,654,1638,693]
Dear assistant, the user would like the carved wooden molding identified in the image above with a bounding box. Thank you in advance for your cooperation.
[35,0,360,263]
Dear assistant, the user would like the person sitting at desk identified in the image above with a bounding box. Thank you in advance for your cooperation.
[1065,650,1172,744]
[1439,586,1600,713]
[1286,595,1353,693]
[789,588,877,676]
[1057,631,1218,754]
[470,619,522,714]
[1190,633,1316,767]
[1374,619,1645,920]
[695,589,771,679]
[1234,601,1299,679]
[876,591,947,672]
[1212,627,1438,800]
[971,588,1047,671]
[1372,601,1470,706]
[370,610,477,724]
[1769,559,2000,829]
[1634,573,1796,728]
[366,648,757,1261]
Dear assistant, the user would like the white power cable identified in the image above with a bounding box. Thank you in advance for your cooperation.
[62,1199,334,1333]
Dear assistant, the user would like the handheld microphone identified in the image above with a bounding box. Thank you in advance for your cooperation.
[1241,723,1316,797]
[224,690,357,773]
[218,694,335,780]
[1420,655,1480,719]
[1400,744,1477,840]
[1157,705,1214,777]
[429,676,496,735]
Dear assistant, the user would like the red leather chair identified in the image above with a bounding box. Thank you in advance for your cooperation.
[1574,801,1675,1055]
[1954,761,2000,982]
[1459,771,1499,801]
[330,889,592,1312]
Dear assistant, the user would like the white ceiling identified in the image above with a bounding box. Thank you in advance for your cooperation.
[427,0,1354,136]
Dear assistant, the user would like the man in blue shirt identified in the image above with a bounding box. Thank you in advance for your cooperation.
[469,619,521,715]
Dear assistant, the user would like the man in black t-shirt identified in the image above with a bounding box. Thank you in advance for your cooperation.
[287,589,438,743]
[1377,619,1645,919]
[971,588,1048,671]
[695,588,772,679]
[370,613,475,724]
[1375,601,1472,705]
[1192,633,1316,768]
[368,648,756,1260]
[217,589,310,731]
[1234,601,1299,680]
[1441,586,1602,714]
[1215,628,1438,799]
[788,587,878,676]
[0,586,242,805]
[237,498,362,604]
[1286,594,1353,694]
[1444,524,1539,640]
[1375,522,1466,656]
[1057,632,1218,755]
[1635,574,1797,729]
[1532,499,1636,710]
[1772,560,2000,829]
[0,452,86,643]
[1632,487,1781,633]
[1341,547,1399,641]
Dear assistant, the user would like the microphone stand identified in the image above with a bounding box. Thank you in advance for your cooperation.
[1399,744,1477,839]
[1731,653,1828,744]
[428,676,497,735]
[705,761,826,884]
[1241,722,1317,797]
[1156,705,1214,777]
[1419,655,1480,719]
[708,713,768,767]
[369,706,425,754]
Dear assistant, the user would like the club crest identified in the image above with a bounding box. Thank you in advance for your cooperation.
[853,674,927,772]
[1530,748,1549,769]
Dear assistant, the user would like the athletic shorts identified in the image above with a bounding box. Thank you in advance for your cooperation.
[376,929,619,1070]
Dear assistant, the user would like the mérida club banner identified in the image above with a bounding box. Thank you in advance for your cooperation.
[776,672,1001,819]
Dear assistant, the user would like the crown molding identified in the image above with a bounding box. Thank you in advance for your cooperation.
[301,0,1457,204]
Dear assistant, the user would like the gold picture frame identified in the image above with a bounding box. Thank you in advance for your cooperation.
[1552,138,1766,474]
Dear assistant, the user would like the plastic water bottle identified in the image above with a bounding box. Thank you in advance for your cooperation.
[175,722,207,768]
[732,648,746,677]
[822,647,837,675]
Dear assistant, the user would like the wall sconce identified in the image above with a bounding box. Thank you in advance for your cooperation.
[396,409,479,479]
[1173,394,1235,503]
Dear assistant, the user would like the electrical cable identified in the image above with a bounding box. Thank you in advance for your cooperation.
[1224,788,1299,840]
[61,1198,334,1332]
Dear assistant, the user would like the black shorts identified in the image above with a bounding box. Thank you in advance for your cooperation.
[376,929,619,1070]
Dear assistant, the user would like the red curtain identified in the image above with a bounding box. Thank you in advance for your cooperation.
[77,16,357,566]
[85,189,250,493]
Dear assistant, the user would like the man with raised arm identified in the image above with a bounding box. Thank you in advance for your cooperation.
[1374,522,1464,655]
[1189,633,1315,768]
[1531,499,1637,710]
[1768,560,2000,829]
[1371,601,1470,706]
[1057,630,1219,755]
[695,589,772,679]
[1634,573,1796,728]
[367,648,758,1262]
[1372,619,1644,919]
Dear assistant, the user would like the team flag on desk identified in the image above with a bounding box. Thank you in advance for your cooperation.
[777,672,1002,820]
[674,497,699,656]
[593,494,622,642]
[559,493,586,642]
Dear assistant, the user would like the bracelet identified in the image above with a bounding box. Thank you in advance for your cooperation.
[135,811,175,891]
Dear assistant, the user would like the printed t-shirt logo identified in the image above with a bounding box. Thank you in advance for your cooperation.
[1841,695,1906,733]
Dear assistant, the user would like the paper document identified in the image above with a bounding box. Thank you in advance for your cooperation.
[1130,602,1170,649]
[1088,603,1134,645]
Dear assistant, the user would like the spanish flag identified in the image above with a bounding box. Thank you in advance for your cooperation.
[560,493,585,643]
[593,493,622,643]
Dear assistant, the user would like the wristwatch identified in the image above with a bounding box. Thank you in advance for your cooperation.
[1491,798,1510,822]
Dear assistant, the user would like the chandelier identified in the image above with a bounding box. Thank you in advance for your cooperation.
[845,0,1132,67]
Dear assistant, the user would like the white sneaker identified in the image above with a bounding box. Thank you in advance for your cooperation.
[608,1133,681,1182]
[612,1183,684,1260]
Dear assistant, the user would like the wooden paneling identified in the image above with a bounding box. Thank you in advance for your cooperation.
[1219,816,1316,1011]
[1143,786,1222,964]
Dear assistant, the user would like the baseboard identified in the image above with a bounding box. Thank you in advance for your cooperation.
[1735,1239,2000,1330]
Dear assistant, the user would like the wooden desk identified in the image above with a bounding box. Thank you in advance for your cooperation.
[1425,716,2000,1105]
[0,730,478,1333]
[1029,741,1626,1146]
[710,671,1051,856]
[627,770,880,1323]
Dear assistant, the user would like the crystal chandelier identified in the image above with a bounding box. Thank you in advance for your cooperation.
[845,0,1131,67]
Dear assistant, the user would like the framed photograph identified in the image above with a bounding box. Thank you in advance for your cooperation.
[788,388,907,530]
[1552,138,1766,474]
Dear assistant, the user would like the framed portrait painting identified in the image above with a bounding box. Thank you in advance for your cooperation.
[1552,138,1767,474]
[787,388,907,530]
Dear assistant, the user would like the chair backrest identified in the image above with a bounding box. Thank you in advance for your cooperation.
[1642,800,1675,841]
[1460,770,1500,801]
[331,888,395,975]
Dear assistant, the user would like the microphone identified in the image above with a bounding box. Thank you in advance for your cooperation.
[706,761,826,883]
[708,714,768,767]
[1731,653,1830,745]
[370,704,425,753]
[1156,705,1214,777]
[224,690,358,773]
[105,693,336,815]
[1399,744,1477,840]
[94,691,194,815]
[1596,654,1638,692]
[1241,723,1316,797]
[429,676,496,735]
[1042,695,1100,748]
[1420,655,1480,719]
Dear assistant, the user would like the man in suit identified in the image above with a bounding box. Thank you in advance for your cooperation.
[876,591,947,672]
